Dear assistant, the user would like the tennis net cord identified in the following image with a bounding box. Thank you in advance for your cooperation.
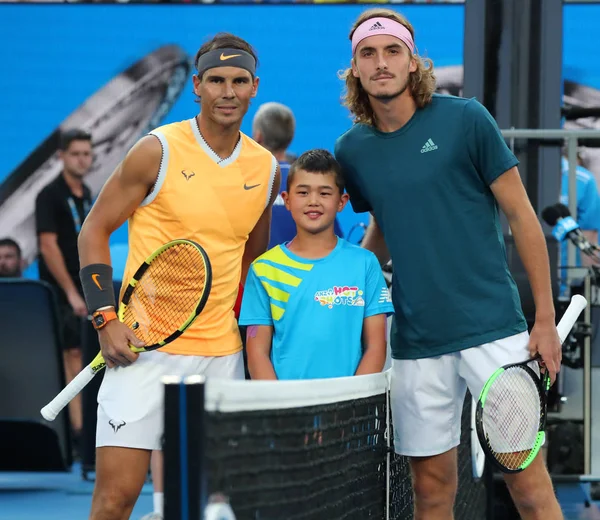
[163,371,489,520]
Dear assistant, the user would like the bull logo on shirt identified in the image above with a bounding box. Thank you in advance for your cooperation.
[109,419,126,433]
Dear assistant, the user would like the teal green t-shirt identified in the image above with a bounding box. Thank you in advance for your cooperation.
[334,94,527,360]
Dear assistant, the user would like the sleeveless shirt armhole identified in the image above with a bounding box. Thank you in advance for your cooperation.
[265,154,278,209]
[140,131,169,207]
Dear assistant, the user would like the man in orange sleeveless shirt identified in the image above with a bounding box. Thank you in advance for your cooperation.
[77,33,280,520]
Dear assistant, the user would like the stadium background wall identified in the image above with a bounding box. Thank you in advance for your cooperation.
[0,3,598,277]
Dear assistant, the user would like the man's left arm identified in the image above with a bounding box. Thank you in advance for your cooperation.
[241,165,281,284]
[491,167,562,381]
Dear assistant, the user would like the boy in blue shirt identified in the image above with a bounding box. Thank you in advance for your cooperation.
[239,149,393,380]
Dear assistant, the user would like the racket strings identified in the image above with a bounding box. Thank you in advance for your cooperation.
[482,368,542,470]
[122,243,208,344]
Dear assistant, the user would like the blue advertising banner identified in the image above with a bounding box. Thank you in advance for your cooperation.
[0,3,598,276]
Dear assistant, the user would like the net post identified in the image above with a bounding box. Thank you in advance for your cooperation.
[163,375,206,520]
[385,374,391,520]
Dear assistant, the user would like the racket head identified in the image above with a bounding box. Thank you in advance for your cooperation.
[118,239,212,350]
[476,359,549,474]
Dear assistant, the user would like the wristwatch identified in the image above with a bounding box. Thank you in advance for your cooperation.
[92,309,118,330]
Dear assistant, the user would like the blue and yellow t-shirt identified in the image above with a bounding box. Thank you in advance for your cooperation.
[239,238,394,380]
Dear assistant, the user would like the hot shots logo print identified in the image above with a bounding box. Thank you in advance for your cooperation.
[314,286,365,309]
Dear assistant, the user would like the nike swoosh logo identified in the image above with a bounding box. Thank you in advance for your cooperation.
[220,53,241,61]
[244,183,261,190]
[91,274,103,290]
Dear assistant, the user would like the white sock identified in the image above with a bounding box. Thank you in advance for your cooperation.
[153,492,164,516]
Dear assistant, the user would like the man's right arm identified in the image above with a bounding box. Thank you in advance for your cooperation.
[578,178,600,266]
[35,190,87,315]
[362,214,390,266]
[39,233,87,316]
[78,135,162,367]
[582,230,599,267]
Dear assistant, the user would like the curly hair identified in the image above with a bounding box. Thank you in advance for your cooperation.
[340,9,436,126]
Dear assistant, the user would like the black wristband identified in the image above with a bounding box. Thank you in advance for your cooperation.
[80,264,116,313]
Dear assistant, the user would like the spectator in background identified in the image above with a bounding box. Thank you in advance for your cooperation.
[35,129,94,446]
[560,154,600,265]
[0,238,24,278]
[252,102,344,248]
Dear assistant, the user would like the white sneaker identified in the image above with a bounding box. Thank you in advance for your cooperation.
[205,503,236,520]
[139,514,163,520]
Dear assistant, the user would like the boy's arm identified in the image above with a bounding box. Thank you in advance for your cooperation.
[355,314,387,375]
[238,263,277,379]
[246,325,277,380]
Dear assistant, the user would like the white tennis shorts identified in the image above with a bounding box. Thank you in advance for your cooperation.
[96,350,244,450]
[390,330,530,457]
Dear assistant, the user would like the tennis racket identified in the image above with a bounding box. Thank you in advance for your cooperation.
[475,294,587,473]
[40,239,211,421]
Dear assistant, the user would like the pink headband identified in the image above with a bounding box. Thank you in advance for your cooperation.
[351,17,415,55]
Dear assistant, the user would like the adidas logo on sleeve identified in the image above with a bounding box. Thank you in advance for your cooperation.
[420,138,438,154]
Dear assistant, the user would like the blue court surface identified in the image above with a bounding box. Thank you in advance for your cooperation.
[0,465,599,520]
[556,486,600,520]
[0,464,152,520]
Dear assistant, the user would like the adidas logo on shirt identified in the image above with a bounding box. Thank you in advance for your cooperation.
[420,138,438,154]
[369,21,385,31]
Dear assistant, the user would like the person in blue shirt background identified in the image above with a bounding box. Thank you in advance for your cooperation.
[252,102,344,249]
[559,154,600,272]
[239,149,393,380]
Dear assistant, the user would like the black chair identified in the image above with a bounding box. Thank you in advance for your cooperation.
[0,279,71,471]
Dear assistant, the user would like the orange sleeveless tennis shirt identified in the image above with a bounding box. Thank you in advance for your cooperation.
[121,118,277,356]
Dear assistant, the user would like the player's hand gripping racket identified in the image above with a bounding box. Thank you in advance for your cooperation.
[40,239,211,421]
[475,294,587,473]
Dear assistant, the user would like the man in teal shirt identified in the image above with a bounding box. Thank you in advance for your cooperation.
[335,8,563,520]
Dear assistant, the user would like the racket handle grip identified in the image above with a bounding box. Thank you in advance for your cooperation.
[40,365,97,421]
[557,294,588,344]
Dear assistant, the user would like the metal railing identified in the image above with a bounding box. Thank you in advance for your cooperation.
[501,129,600,268]
[500,128,600,476]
